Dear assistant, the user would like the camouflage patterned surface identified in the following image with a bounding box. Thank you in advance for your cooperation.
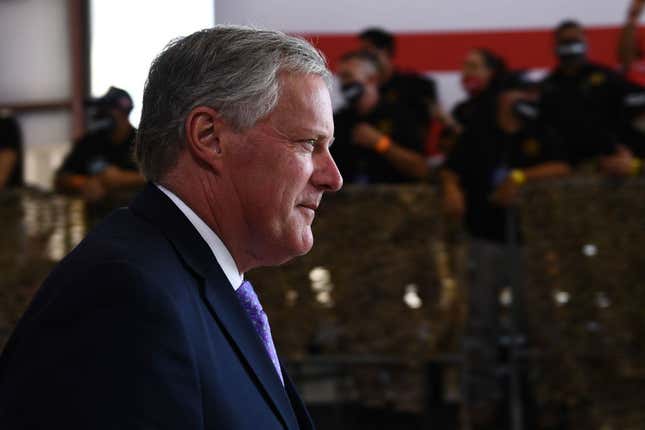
[1,179,643,427]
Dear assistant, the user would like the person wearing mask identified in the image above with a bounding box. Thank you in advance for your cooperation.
[452,48,508,132]
[55,87,144,201]
[358,28,438,142]
[441,72,570,429]
[618,0,645,86]
[542,20,637,174]
[0,111,24,191]
[332,50,430,184]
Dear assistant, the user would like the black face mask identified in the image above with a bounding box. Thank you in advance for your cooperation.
[87,109,116,133]
[341,82,365,107]
[512,99,540,123]
[556,40,588,66]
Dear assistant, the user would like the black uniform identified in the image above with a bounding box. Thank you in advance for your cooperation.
[452,87,499,131]
[58,128,137,176]
[541,62,630,166]
[381,71,437,137]
[332,102,424,184]
[0,116,24,188]
[444,122,565,243]
[618,83,645,159]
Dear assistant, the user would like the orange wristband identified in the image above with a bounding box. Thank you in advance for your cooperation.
[374,136,392,154]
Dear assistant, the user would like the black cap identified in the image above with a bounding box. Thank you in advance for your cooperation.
[86,86,133,113]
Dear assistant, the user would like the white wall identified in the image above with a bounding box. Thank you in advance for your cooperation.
[0,0,72,188]
[90,0,215,126]
[216,0,631,33]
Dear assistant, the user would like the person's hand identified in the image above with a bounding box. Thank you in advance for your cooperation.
[443,182,466,220]
[352,123,383,150]
[81,177,107,202]
[490,177,521,207]
[600,145,636,177]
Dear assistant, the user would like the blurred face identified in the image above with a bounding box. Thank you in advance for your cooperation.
[337,58,380,112]
[359,39,392,76]
[462,50,493,95]
[555,26,587,67]
[223,74,343,266]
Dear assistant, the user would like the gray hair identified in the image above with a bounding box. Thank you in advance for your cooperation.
[135,25,331,182]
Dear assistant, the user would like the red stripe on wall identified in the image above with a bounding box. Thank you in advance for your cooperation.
[301,26,625,72]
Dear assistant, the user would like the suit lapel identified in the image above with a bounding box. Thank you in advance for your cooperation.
[129,184,299,430]
[202,271,299,430]
[282,365,315,430]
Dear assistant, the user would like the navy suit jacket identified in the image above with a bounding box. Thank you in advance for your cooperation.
[0,184,314,430]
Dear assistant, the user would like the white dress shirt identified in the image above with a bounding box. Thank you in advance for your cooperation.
[156,184,244,291]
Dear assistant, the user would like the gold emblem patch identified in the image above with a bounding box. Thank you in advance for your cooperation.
[522,138,541,157]
[589,72,606,86]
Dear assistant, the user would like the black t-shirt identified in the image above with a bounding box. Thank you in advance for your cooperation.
[381,71,437,134]
[444,122,565,243]
[0,116,24,188]
[58,128,137,176]
[332,101,425,184]
[541,62,630,165]
[618,82,645,158]
[452,87,499,131]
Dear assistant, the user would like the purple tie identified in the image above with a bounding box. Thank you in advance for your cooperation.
[236,280,284,385]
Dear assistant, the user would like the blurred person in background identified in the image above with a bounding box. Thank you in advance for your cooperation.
[440,71,570,430]
[618,0,645,86]
[0,111,24,191]
[452,48,508,132]
[542,20,639,176]
[358,27,438,142]
[55,86,144,202]
[332,50,430,183]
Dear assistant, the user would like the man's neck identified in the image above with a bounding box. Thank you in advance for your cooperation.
[160,173,256,275]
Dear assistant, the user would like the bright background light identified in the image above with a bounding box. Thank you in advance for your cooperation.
[90,0,215,126]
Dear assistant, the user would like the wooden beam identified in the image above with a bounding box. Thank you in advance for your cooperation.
[0,100,72,113]
[68,0,88,139]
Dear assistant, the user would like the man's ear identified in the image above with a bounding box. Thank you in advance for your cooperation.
[184,106,226,171]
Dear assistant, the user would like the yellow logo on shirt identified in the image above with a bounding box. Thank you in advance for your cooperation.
[522,138,541,158]
[589,72,606,86]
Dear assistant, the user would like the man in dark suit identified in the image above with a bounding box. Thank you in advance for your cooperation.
[0,26,342,429]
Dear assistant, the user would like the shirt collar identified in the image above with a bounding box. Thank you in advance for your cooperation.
[155,184,244,290]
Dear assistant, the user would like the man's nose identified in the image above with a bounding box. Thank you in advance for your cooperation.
[312,150,343,192]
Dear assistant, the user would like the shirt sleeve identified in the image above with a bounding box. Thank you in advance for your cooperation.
[57,138,92,175]
[0,117,21,153]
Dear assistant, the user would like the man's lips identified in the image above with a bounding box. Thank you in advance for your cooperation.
[297,203,318,211]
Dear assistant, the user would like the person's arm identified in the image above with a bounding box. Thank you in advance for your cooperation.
[0,148,17,190]
[490,161,571,207]
[439,168,466,220]
[97,166,145,190]
[352,123,430,180]
[599,144,643,177]
[619,0,645,70]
